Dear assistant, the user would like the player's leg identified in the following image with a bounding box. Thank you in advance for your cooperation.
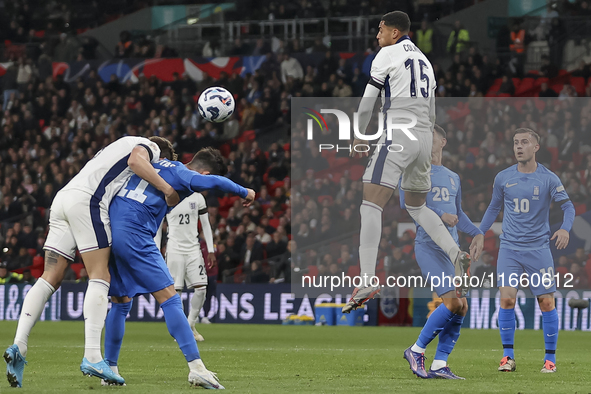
[430,296,467,379]
[404,245,465,379]
[5,196,75,388]
[80,247,112,364]
[5,250,70,388]
[524,248,558,373]
[102,295,132,386]
[186,253,208,341]
[152,286,223,389]
[66,194,123,384]
[496,248,521,371]
[201,274,217,324]
[343,145,401,314]
[538,294,557,373]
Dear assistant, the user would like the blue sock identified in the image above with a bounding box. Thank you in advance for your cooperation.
[161,294,200,362]
[417,304,455,349]
[542,309,558,364]
[104,300,133,366]
[435,313,464,363]
[498,307,515,359]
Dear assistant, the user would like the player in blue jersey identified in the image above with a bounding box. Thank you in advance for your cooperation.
[102,141,254,389]
[479,128,575,374]
[401,125,484,379]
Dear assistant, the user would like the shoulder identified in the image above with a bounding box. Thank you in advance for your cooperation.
[537,163,560,181]
[496,165,516,179]
[372,47,394,64]
[441,166,459,179]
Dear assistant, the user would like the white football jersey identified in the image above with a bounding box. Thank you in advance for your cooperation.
[166,193,208,254]
[63,136,161,209]
[369,35,436,132]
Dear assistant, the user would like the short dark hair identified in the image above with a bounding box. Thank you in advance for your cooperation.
[381,11,411,34]
[513,128,540,144]
[434,124,447,139]
[188,147,227,176]
[149,136,177,161]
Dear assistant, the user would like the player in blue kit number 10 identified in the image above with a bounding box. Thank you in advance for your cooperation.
[479,128,575,373]
[103,140,254,389]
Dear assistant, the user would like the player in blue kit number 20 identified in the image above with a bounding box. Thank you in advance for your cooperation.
[479,128,575,374]
[103,140,254,389]
[400,125,484,379]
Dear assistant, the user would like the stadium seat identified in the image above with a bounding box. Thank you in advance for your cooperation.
[346,265,360,278]
[27,249,37,257]
[307,265,319,277]
[269,218,280,228]
[574,203,587,215]
[516,78,535,96]
[71,263,85,279]
[570,77,587,97]
[349,165,365,181]
[556,266,569,278]
[534,77,549,87]
[547,147,559,170]
[573,152,583,167]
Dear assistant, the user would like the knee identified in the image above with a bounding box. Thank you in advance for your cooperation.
[40,272,63,289]
[444,297,464,314]
[538,297,555,312]
[500,298,516,309]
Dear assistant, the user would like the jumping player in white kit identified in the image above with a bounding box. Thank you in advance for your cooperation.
[343,11,473,313]
[166,192,215,342]
[4,136,180,387]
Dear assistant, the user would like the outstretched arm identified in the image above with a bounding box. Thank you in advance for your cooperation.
[190,173,255,206]
[479,176,504,233]
[456,183,484,261]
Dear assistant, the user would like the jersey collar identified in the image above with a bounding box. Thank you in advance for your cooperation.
[396,35,411,44]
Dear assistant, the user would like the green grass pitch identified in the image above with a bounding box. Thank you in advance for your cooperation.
[0,322,589,393]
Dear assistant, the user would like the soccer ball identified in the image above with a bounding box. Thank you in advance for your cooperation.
[197,87,235,123]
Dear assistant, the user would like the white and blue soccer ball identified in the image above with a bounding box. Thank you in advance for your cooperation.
[197,87,235,123]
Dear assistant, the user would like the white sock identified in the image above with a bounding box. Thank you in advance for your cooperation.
[411,343,426,354]
[110,365,119,375]
[359,201,382,287]
[14,278,55,357]
[406,203,461,259]
[188,287,206,326]
[83,279,110,363]
[431,359,447,370]
[188,358,206,372]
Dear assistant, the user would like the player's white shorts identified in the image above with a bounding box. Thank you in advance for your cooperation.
[167,252,207,289]
[362,126,432,192]
[44,189,111,260]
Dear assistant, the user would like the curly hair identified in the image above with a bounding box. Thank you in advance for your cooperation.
[149,136,178,161]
